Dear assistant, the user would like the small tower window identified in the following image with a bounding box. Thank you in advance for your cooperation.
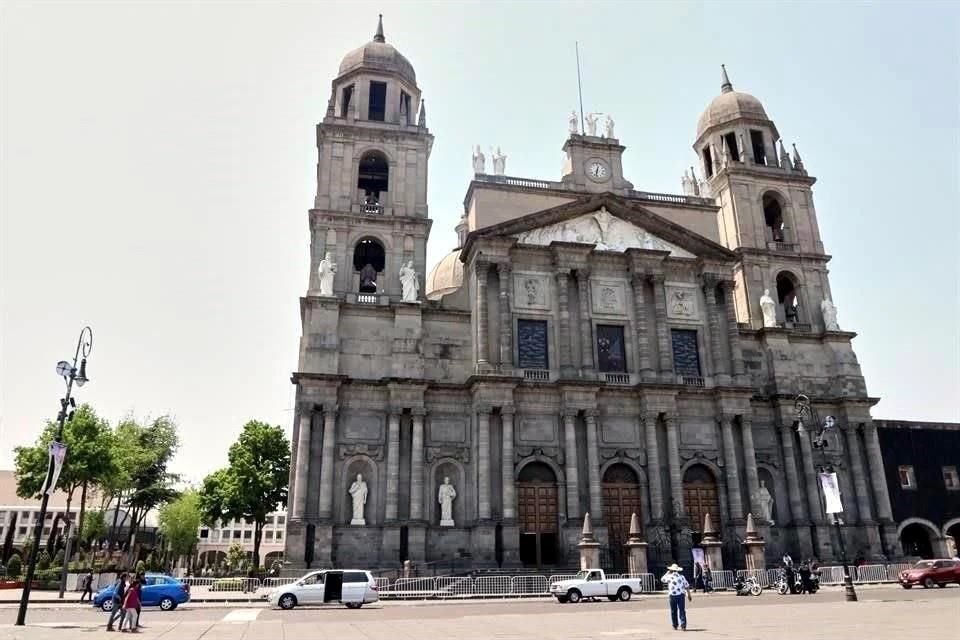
[750,130,766,165]
[353,238,386,294]
[358,151,389,203]
[368,81,387,121]
[776,272,800,324]
[763,194,785,242]
[723,132,740,162]
[703,146,714,178]
[340,84,354,117]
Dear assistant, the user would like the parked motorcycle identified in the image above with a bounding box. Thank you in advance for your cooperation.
[776,567,820,594]
[733,576,763,596]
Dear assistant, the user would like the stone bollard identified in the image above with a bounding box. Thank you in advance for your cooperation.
[700,512,724,572]
[742,513,767,571]
[624,512,649,575]
[578,513,601,570]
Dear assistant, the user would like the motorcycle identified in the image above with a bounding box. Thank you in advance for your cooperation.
[733,576,763,596]
[776,567,820,594]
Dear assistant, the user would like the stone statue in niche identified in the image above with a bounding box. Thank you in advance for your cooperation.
[759,289,778,328]
[472,145,486,174]
[568,110,579,134]
[605,114,615,138]
[318,251,337,297]
[821,298,839,331]
[756,480,775,524]
[359,263,378,293]
[492,147,507,176]
[438,477,457,527]
[348,473,368,525]
[399,260,419,302]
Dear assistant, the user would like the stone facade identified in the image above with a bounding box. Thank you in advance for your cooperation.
[284,21,898,572]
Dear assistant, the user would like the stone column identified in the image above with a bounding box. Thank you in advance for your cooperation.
[779,423,807,522]
[797,429,823,522]
[703,276,728,382]
[409,411,425,521]
[385,412,401,521]
[556,270,574,376]
[664,414,684,518]
[862,423,894,522]
[651,274,673,381]
[292,410,312,520]
[844,425,873,522]
[498,264,513,372]
[630,274,654,379]
[585,410,603,519]
[642,412,664,521]
[577,270,593,375]
[475,262,491,372]
[501,407,516,520]
[318,408,337,519]
[477,408,492,520]
[722,281,745,378]
[740,417,763,517]
[563,410,580,519]
[720,414,744,520]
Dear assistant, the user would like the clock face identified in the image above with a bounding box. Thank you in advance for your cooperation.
[586,159,610,182]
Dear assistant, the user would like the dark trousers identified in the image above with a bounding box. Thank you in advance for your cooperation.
[106,598,123,629]
[669,594,687,629]
[80,585,92,601]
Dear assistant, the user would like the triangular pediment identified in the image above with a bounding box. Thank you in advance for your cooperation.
[465,194,735,262]
[512,206,695,258]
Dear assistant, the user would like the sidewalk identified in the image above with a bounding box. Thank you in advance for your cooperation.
[0,589,266,605]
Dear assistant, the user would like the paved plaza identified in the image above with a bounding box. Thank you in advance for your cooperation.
[1,585,956,639]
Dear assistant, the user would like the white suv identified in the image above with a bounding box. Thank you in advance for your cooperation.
[269,569,379,610]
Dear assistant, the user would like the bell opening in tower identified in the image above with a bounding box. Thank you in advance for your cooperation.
[723,132,740,162]
[703,146,714,178]
[353,238,385,294]
[358,151,389,207]
[763,194,785,242]
[368,81,387,121]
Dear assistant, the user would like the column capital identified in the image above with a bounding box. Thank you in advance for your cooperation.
[323,405,339,418]
[496,261,512,276]
[739,415,753,429]
[561,408,578,420]
[474,404,494,416]
[584,408,599,421]
[718,413,736,427]
[663,413,678,427]
[861,421,877,433]
[411,407,427,418]
[500,405,516,416]
[641,411,660,425]
[576,266,591,279]
[630,271,647,286]
[475,260,492,276]
[650,272,666,284]
[555,268,571,281]
[700,272,721,288]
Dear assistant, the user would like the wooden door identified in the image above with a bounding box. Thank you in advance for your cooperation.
[517,482,558,567]
[683,480,720,533]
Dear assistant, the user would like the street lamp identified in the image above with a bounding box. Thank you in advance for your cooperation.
[795,393,858,602]
[16,327,93,626]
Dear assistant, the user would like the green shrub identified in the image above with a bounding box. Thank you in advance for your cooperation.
[37,551,51,571]
[135,560,146,575]
[53,549,64,566]
[6,554,22,577]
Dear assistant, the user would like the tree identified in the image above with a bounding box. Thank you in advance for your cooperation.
[199,421,289,570]
[13,404,117,553]
[158,491,201,571]
[81,510,107,547]
[7,554,22,577]
[226,542,246,571]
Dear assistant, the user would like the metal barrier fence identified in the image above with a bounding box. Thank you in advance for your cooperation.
[184,576,262,592]
[886,563,911,581]
[854,564,888,583]
[736,569,769,588]
[818,566,847,585]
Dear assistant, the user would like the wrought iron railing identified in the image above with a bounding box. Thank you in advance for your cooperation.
[681,376,705,387]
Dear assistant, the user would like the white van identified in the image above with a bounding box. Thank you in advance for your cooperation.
[268,569,380,610]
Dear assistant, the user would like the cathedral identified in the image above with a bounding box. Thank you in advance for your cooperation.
[284,18,898,572]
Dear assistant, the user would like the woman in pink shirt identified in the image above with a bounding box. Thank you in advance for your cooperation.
[120,579,141,633]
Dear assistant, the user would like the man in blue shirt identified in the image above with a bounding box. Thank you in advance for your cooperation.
[661,563,692,631]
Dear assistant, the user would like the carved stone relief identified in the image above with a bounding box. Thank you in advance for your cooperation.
[338,443,385,461]
[599,447,647,466]
[591,280,627,315]
[666,285,699,320]
[513,273,550,310]
[515,446,564,466]
[425,446,471,463]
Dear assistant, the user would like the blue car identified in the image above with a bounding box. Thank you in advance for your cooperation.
[93,573,191,612]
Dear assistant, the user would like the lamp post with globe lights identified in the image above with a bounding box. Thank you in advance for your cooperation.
[795,393,858,602]
[16,327,93,626]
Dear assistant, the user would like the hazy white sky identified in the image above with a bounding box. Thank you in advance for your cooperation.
[2,1,958,483]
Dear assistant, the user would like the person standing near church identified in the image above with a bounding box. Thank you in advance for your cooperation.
[661,563,692,631]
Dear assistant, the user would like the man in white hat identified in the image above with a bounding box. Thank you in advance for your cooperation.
[661,563,692,631]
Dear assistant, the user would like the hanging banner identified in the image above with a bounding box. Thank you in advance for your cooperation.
[691,547,705,568]
[41,442,68,496]
[819,472,843,513]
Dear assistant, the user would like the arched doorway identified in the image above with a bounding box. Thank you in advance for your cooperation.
[776,272,800,324]
[517,461,559,568]
[763,193,785,242]
[683,465,720,537]
[602,464,641,573]
[357,151,389,203]
[900,522,936,559]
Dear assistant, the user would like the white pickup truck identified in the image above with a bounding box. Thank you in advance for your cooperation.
[549,569,643,603]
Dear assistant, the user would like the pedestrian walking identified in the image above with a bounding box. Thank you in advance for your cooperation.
[79,569,94,602]
[120,577,141,633]
[703,564,713,594]
[106,572,128,632]
[693,563,703,593]
[661,563,692,631]
[134,572,145,628]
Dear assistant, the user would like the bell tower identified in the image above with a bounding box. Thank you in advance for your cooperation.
[694,66,830,331]
[308,15,433,300]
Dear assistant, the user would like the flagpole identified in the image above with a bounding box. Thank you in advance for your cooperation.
[576,41,585,134]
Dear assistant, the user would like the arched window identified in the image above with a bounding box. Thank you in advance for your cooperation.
[776,272,800,324]
[353,238,385,294]
[358,151,389,205]
[763,193,785,242]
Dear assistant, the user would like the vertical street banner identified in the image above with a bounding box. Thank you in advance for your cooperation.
[691,547,705,569]
[41,442,68,496]
[819,472,843,514]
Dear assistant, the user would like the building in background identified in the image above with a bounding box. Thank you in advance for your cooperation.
[283,17,902,572]
[876,421,960,559]
[196,511,286,570]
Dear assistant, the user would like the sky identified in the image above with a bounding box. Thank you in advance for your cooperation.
[1,1,958,484]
